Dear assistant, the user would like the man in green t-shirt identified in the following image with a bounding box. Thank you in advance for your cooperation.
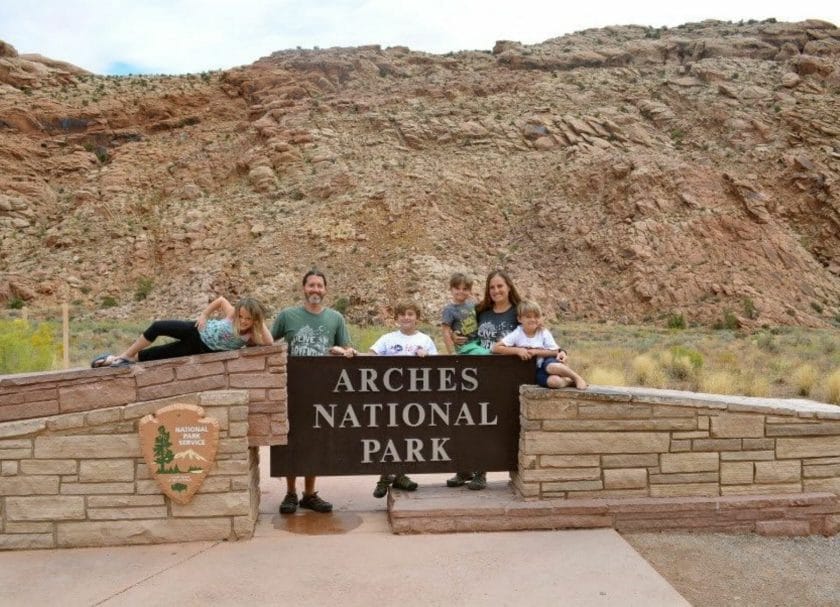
[271,270,357,514]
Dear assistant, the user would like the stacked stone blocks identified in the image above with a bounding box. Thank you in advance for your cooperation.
[0,345,289,550]
[388,486,839,536]
[0,389,261,550]
[0,344,288,447]
[512,386,840,534]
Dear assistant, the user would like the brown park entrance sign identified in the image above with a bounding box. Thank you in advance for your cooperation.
[270,356,534,476]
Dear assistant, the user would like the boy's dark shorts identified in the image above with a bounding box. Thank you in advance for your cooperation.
[536,358,558,387]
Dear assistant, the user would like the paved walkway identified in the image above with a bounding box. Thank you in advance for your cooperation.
[0,450,689,606]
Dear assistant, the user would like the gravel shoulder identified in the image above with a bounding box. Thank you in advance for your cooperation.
[624,532,840,607]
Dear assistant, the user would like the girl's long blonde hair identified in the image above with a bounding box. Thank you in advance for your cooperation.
[234,297,270,345]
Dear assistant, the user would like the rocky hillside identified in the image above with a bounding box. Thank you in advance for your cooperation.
[1,19,838,328]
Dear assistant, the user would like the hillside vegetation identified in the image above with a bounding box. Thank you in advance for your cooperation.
[0,20,838,331]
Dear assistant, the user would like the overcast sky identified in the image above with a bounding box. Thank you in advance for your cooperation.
[1,0,837,75]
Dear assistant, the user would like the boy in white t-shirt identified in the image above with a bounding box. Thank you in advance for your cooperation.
[491,301,587,390]
[369,302,438,358]
[368,302,438,497]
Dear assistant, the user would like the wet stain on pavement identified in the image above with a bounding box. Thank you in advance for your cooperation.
[273,512,364,535]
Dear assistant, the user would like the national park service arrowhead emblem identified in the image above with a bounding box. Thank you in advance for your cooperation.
[139,403,220,505]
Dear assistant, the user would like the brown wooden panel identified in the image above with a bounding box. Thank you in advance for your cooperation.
[270,355,534,476]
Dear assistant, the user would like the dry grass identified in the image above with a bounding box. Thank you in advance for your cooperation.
[742,373,771,397]
[554,323,839,402]
[3,311,839,405]
[660,347,702,385]
[664,353,696,381]
[587,367,627,387]
[826,369,840,405]
[700,371,739,395]
[792,364,819,397]
[631,354,668,388]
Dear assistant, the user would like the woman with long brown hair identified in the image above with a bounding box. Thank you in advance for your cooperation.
[448,269,522,490]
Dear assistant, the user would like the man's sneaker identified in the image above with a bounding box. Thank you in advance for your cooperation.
[373,476,392,499]
[446,472,474,488]
[467,472,487,491]
[299,491,333,513]
[279,492,298,514]
[392,474,418,491]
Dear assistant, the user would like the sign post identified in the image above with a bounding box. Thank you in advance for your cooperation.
[62,302,69,369]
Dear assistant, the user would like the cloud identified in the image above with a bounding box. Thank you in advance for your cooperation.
[0,0,836,75]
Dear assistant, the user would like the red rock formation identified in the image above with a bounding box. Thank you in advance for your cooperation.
[0,19,838,328]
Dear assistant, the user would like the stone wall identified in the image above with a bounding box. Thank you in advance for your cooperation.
[0,346,287,550]
[0,344,288,446]
[0,390,259,550]
[512,386,840,534]
[515,386,840,499]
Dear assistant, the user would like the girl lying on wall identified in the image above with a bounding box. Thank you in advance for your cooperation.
[91,296,273,368]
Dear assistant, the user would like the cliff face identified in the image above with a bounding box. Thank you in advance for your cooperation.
[1,19,838,327]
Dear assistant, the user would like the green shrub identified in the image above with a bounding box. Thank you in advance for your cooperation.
[134,277,154,301]
[755,332,779,353]
[743,298,758,319]
[333,296,349,315]
[100,295,118,308]
[666,312,686,330]
[670,129,685,147]
[0,319,59,374]
[7,297,24,310]
[713,310,739,330]
[348,324,385,351]
[94,146,110,164]
[672,345,703,368]
[665,345,704,380]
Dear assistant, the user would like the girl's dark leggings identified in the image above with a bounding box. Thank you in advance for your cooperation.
[137,320,214,362]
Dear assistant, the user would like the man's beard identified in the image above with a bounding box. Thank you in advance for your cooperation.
[307,294,322,305]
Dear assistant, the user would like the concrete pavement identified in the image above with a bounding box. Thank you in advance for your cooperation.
[0,449,689,606]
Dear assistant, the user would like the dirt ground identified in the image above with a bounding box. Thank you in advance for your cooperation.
[624,532,840,607]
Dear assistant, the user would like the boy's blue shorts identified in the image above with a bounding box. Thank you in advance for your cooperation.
[535,358,560,387]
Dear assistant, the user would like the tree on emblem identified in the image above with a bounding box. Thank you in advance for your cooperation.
[153,426,175,473]
[171,482,188,493]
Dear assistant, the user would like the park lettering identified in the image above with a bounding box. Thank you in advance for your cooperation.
[315,366,495,464]
[176,425,208,446]
[332,366,479,393]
